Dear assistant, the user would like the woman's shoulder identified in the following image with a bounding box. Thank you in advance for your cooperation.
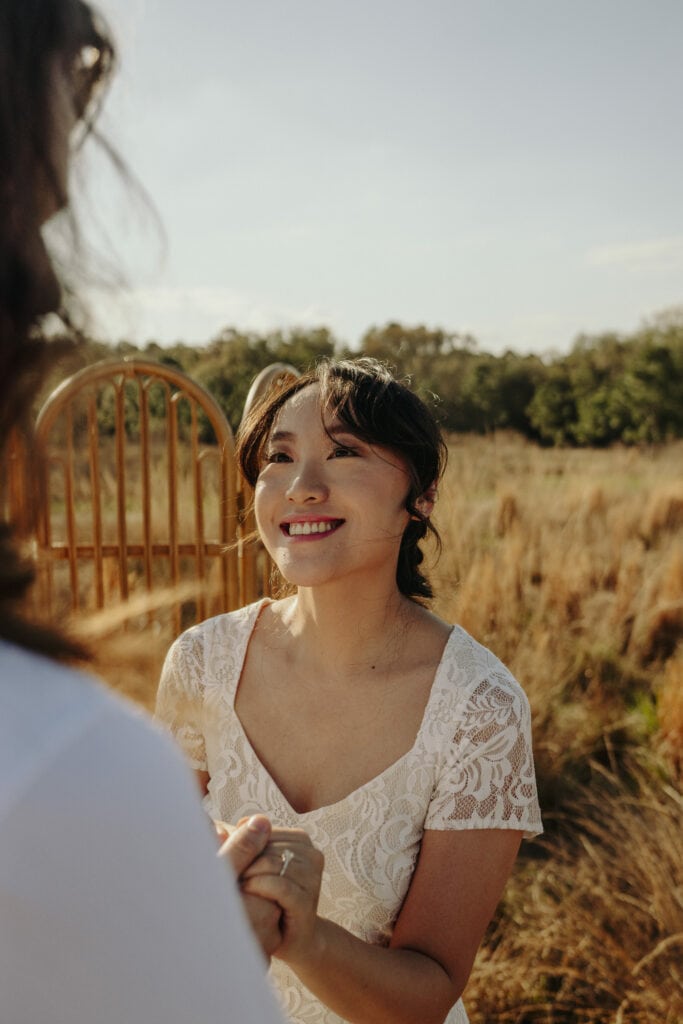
[170,599,268,655]
[437,622,530,710]
[158,601,270,707]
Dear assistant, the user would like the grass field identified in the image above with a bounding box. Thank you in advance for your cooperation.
[429,435,683,1022]
[74,433,683,1023]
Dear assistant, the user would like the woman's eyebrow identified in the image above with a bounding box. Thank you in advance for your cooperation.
[326,422,357,438]
[268,423,358,442]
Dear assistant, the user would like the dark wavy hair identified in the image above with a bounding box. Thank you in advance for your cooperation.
[236,357,448,603]
[0,0,115,660]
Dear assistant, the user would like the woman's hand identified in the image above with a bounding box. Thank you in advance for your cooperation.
[215,815,283,960]
[239,827,325,967]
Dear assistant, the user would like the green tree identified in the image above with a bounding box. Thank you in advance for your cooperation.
[527,366,578,445]
[621,343,683,442]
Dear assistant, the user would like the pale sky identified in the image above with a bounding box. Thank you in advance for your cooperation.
[80,0,683,356]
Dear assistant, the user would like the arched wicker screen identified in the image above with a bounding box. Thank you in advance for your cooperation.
[2,357,301,638]
[33,359,240,634]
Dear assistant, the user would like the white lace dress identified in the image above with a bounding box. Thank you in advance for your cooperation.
[156,599,543,1024]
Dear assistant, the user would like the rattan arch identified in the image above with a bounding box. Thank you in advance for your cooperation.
[33,358,241,632]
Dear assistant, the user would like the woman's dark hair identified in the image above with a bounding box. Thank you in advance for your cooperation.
[0,0,115,660]
[236,357,448,602]
[1,0,114,353]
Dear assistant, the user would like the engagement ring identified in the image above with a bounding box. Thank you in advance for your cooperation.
[279,848,295,877]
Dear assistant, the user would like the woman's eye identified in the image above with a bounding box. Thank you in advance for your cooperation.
[265,451,291,463]
[330,445,357,458]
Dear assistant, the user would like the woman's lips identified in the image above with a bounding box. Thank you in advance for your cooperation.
[281,518,344,537]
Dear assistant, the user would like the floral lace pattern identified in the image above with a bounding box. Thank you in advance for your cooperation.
[156,600,542,1024]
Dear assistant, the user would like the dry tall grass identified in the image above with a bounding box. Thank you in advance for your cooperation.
[75,433,682,1022]
[427,434,683,1022]
[466,765,683,1022]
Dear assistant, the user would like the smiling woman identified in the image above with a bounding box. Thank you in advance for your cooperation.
[156,357,543,1024]
[253,384,415,591]
[239,358,445,601]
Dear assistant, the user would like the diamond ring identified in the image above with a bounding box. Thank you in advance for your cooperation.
[279,848,295,877]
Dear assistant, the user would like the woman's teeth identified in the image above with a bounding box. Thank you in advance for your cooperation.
[287,520,339,536]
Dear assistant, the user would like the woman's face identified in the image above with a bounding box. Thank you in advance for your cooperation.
[254,384,413,591]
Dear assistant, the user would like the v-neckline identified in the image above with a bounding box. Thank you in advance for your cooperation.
[227,599,455,818]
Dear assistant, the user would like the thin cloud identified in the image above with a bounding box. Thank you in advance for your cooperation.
[84,285,335,346]
[586,236,683,272]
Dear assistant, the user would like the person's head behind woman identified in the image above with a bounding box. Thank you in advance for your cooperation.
[0,0,114,658]
[236,357,448,603]
[0,0,114,428]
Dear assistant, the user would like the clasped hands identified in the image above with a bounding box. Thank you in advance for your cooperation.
[216,815,324,963]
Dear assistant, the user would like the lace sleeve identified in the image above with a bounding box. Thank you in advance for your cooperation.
[155,631,207,771]
[425,673,543,838]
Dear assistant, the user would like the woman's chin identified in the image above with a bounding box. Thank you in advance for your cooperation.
[270,554,342,591]
[275,567,333,589]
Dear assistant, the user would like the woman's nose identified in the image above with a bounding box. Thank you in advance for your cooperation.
[286,461,329,503]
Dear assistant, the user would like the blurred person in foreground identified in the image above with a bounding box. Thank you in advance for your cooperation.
[0,2,286,1021]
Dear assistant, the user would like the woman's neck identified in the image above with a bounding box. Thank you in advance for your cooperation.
[278,580,423,681]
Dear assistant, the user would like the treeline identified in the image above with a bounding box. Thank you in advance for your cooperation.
[55,310,683,446]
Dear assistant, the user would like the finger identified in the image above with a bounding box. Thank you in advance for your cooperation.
[213,819,233,843]
[267,827,314,846]
[242,873,296,906]
[256,837,318,865]
[242,845,324,889]
[218,815,272,875]
[241,894,283,960]
[241,844,306,882]
[226,815,262,832]
[241,873,320,925]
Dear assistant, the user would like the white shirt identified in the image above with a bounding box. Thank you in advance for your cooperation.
[0,640,284,1024]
